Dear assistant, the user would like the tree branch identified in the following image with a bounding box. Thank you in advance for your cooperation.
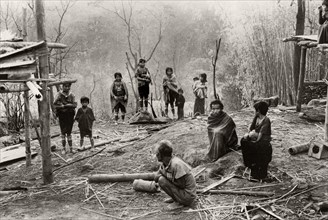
[146,20,162,62]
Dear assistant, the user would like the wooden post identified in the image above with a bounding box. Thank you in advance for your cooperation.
[296,47,307,112]
[36,0,53,184]
[22,7,31,167]
[24,91,31,166]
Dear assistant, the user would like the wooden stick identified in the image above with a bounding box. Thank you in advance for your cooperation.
[77,138,121,152]
[183,205,240,213]
[228,183,282,191]
[201,175,234,193]
[23,91,31,166]
[192,167,206,178]
[83,183,116,202]
[80,207,124,220]
[0,190,19,196]
[198,189,274,197]
[53,152,68,163]
[89,184,104,209]
[255,204,284,220]
[129,210,160,220]
[52,148,105,173]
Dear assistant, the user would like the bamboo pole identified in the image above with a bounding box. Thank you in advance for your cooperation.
[296,47,307,112]
[23,91,31,166]
[22,7,31,167]
[88,173,156,183]
[36,0,53,184]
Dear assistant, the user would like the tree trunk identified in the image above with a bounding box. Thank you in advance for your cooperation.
[293,0,306,96]
[36,0,53,184]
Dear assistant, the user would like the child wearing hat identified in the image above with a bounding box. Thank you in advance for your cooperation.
[75,96,95,150]
[110,72,129,124]
[135,59,151,112]
[53,83,77,153]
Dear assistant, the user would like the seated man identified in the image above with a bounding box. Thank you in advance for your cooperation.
[206,99,238,162]
[154,140,197,210]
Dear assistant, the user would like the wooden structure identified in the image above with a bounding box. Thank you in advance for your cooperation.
[283,35,328,141]
[0,0,76,184]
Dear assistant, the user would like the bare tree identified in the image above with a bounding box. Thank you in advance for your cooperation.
[99,1,162,110]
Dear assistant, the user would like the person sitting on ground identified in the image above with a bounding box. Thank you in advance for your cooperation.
[318,0,328,44]
[163,67,179,118]
[193,73,207,116]
[206,99,238,162]
[241,101,272,180]
[53,83,77,154]
[135,59,151,112]
[176,88,185,120]
[110,72,128,124]
[154,140,197,210]
[75,96,95,150]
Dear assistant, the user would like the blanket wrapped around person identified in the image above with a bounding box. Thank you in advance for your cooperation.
[206,109,238,162]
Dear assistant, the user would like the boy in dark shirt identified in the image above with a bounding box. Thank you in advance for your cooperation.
[176,88,185,120]
[135,59,151,112]
[53,83,77,154]
[110,72,128,124]
[75,96,95,150]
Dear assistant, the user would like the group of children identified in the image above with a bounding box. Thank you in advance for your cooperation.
[53,59,196,153]
[53,83,95,153]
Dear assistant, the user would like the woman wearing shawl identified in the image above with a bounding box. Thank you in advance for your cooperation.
[318,0,328,44]
[206,99,238,162]
[193,73,207,116]
[163,67,179,117]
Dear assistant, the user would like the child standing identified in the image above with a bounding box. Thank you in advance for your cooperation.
[193,73,207,116]
[75,96,95,150]
[135,59,151,112]
[176,88,185,120]
[53,83,77,154]
[163,67,178,117]
[110,72,128,124]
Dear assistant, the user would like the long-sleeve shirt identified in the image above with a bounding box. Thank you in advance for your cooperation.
[53,91,77,114]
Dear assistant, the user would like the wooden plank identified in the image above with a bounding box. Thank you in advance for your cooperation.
[0,41,44,59]
[200,175,234,194]
[0,41,67,49]
[0,66,35,80]
[0,144,37,165]
[0,60,36,69]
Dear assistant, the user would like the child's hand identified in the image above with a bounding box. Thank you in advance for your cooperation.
[124,96,127,101]
[114,96,118,100]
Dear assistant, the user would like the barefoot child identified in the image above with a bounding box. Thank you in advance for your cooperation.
[75,96,95,150]
[53,83,77,153]
[163,67,178,117]
[110,72,128,124]
[135,59,151,112]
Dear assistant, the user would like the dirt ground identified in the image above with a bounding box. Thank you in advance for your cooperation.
[1,106,328,220]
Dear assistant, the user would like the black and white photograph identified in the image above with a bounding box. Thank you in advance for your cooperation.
[0,0,328,219]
